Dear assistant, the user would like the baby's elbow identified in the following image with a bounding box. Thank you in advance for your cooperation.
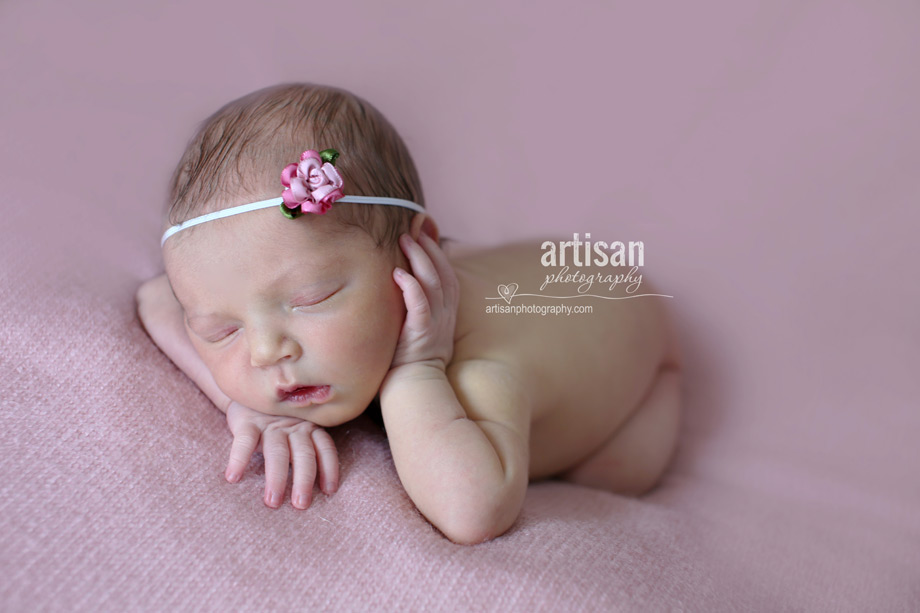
[136,274,179,328]
[434,494,519,546]
[438,515,509,547]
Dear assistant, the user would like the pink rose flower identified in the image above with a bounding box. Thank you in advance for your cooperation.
[280,150,345,214]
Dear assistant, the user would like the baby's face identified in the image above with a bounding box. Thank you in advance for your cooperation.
[163,207,407,427]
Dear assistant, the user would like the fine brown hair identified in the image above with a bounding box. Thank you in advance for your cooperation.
[165,82,425,248]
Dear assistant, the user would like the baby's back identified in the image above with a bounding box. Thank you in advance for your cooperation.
[445,239,677,479]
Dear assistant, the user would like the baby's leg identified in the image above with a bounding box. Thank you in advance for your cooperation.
[558,364,682,496]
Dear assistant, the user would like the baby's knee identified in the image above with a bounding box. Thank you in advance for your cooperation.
[614,364,683,496]
[626,367,682,495]
[560,366,682,496]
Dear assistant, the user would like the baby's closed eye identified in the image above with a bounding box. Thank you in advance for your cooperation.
[197,325,240,343]
[291,285,343,311]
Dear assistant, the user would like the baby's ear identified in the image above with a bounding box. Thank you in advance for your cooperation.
[409,213,439,244]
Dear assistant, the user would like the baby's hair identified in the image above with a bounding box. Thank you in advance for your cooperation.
[166,82,425,249]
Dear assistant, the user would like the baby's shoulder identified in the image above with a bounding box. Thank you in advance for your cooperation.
[445,357,530,434]
[444,238,558,374]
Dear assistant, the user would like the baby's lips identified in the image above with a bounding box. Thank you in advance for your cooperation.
[276,383,306,401]
[275,384,332,403]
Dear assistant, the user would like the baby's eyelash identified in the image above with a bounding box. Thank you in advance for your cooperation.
[292,287,340,309]
[205,327,239,343]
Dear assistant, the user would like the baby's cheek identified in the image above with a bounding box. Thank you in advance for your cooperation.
[335,312,397,369]
[206,351,251,404]
[210,365,237,396]
[331,320,382,359]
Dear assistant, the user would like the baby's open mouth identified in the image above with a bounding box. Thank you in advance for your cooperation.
[277,385,332,405]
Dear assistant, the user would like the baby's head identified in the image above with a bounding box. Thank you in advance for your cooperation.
[161,82,438,427]
[167,82,426,249]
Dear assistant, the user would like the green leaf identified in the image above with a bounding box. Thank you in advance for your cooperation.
[280,204,303,219]
[320,148,340,165]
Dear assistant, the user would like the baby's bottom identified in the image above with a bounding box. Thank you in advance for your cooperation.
[558,365,682,496]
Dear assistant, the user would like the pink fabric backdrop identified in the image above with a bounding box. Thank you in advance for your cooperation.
[2,0,918,610]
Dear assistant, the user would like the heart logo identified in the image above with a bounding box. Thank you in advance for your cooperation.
[497,283,519,304]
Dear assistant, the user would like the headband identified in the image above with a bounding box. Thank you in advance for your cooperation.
[161,148,424,247]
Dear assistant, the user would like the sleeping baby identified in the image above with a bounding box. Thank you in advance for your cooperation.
[136,82,683,545]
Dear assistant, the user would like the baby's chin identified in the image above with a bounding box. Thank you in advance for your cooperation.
[249,397,366,429]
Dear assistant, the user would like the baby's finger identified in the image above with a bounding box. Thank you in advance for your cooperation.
[394,267,432,329]
[418,233,459,309]
[289,430,317,510]
[226,422,260,483]
[312,428,340,496]
[400,234,442,304]
[261,428,291,509]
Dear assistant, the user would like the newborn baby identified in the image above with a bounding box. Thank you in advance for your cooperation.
[137,82,682,545]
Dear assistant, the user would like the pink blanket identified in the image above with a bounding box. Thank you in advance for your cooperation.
[2,0,918,610]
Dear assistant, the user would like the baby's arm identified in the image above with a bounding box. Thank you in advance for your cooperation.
[381,234,529,545]
[136,274,232,411]
[135,274,339,509]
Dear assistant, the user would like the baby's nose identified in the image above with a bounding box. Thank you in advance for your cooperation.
[249,329,301,367]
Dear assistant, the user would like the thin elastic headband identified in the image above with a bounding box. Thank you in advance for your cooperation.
[160,195,424,247]
[161,147,425,247]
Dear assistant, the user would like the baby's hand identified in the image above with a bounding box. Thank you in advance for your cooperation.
[224,401,339,509]
[391,233,460,371]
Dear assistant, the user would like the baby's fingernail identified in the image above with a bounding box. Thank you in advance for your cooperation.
[294,494,310,509]
[267,491,282,507]
[225,470,239,482]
